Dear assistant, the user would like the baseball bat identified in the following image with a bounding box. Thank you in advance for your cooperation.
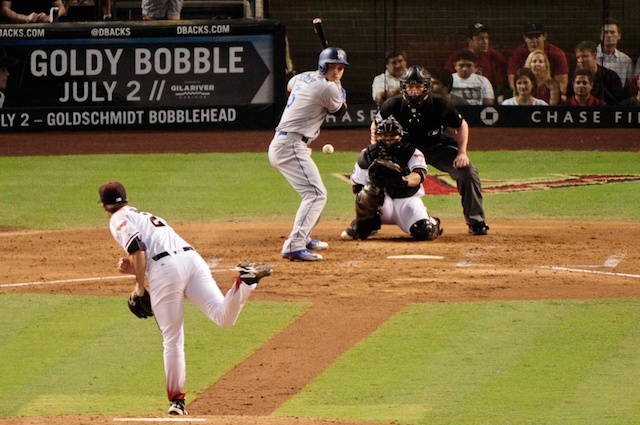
[312,18,329,49]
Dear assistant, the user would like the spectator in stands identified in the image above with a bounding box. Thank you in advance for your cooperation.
[451,50,495,106]
[502,68,548,106]
[372,51,407,106]
[142,0,181,20]
[630,74,639,97]
[619,87,640,107]
[508,21,569,101]
[562,69,607,106]
[524,50,561,105]
[596,18,634,88]
[429,67,469,106]
[101,0,112,20]
[444,22,508,102]
[0,0,66,22]
[571,40,625,105]
[0,46,18,108]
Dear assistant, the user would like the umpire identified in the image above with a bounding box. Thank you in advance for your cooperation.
[372,65,489,235]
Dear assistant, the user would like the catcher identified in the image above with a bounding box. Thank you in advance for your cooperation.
[341,116,442,241]
[99,181,272,416]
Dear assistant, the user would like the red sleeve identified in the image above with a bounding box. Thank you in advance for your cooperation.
[491,50,508,84]
[547,44,569,75]
[444,51,457,73]
[507,45,528,75]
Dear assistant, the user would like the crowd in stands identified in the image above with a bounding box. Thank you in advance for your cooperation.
[373,19,640,107]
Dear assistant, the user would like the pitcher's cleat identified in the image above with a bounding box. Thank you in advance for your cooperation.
[168,399,188,415]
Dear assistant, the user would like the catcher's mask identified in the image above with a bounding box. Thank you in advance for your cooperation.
[376,116,404,148]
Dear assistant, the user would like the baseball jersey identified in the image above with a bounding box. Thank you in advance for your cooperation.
[353,143,427,199]
[371,70,402,101]
[508,43,569,77]
[109,205,190,260]
[276,71,344,141]
[451,73,495,105]
[378,94,463,153]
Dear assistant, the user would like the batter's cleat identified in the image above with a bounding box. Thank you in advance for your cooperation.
[468,221,490,236]
[235,261,273,285]
[168,399,188,415]
[282,249,323,261]
[306,239,329,250]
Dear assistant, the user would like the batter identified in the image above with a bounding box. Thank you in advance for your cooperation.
[268,46,349,261]
[99,181,272,415]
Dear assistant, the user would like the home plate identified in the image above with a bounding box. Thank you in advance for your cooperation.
[387,254,444,260]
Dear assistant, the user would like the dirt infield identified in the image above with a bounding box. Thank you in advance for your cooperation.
[1,128,638,425]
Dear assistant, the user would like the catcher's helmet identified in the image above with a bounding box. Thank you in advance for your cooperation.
[376,115,404,136]
[318,47,349,74]
[376,116,405,147]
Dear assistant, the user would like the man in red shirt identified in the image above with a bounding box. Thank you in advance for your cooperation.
[561,69,607,106]
[445,22,508,102]
[507,21,569,101]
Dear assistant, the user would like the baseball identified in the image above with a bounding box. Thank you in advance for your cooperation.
[322,144,334,154]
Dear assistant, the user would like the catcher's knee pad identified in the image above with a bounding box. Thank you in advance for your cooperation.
[410,217,443,241]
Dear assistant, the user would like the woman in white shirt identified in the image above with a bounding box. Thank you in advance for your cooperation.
[502,67,549,106]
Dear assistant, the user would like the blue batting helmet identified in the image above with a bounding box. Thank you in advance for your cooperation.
[318,47,349,74]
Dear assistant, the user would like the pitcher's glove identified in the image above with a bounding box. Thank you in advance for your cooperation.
[368,158,407,188]
[128,289,154,319]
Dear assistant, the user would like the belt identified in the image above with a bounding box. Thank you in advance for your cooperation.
[278,131,309,143]
[152,246,194,261]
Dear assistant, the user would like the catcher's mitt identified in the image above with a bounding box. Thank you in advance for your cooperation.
[368,158,407,188]
[128,289,154,319]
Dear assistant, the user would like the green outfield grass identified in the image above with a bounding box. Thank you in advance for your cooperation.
[275,299,640,424]
[0,150,638,229]
[1,150,639,423]
[0,294,310,417]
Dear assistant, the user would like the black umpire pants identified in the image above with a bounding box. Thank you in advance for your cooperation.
[422,141,485,226]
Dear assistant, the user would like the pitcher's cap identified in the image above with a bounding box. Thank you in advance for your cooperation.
[98,182,127,204]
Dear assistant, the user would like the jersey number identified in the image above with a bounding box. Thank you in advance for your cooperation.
[149,216,166,227]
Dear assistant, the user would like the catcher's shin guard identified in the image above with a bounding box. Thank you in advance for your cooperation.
[410,217,443,241]
[352,184,384,239]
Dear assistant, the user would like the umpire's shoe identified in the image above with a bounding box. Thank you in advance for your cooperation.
[282,249,322,261]
[236,261,273,285]
[468,221,490,236]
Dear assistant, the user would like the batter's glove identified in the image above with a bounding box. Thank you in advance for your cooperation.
[368,158,407,188]
[128,289,154,319]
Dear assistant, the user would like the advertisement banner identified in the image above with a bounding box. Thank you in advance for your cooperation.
[321,104,640,128]
[0,20,286,131]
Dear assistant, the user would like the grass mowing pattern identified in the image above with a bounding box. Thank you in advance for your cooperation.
[0,294,309,417]
[275,299,640,424]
